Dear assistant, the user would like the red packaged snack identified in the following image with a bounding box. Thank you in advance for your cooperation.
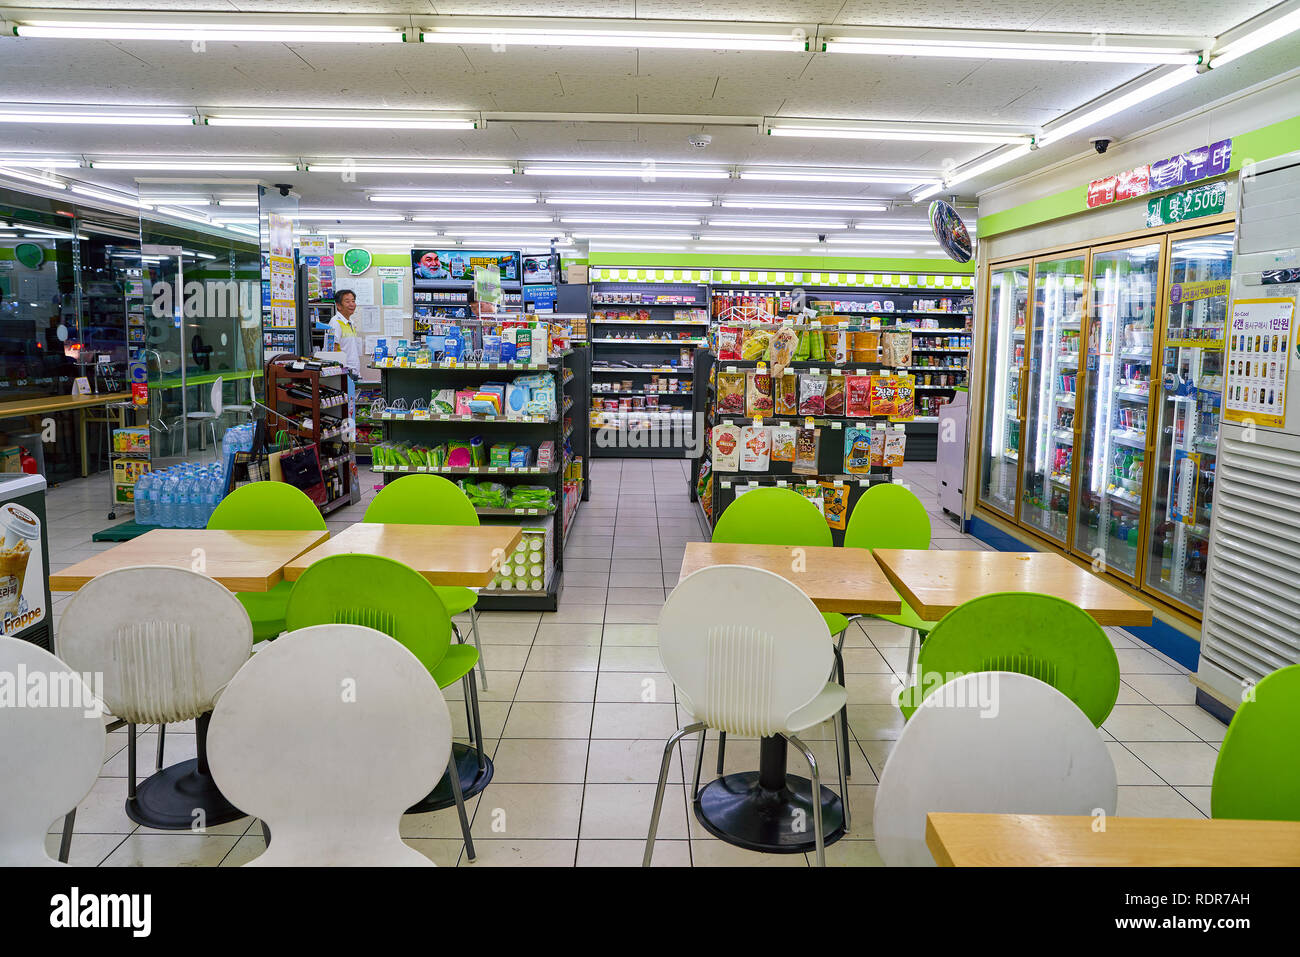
[746,372,774,416]
[716,372,746,414]
[718,326,742,360]
[845,375,873,417]
[798,374,828,415]
[825,376,846,416]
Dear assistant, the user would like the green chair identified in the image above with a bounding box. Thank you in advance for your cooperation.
[284,553,484,861]
[363,474,489,689]
[898,591,1120,727]
[207,482,327,643]
[710,487,842,774]
[842,483,940,680]
[1212,663,1300,822]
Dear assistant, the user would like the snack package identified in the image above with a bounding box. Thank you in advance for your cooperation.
[431,388,457,414]
[883,430,907,467]
[718,326,743,361]
[882,330,913,367]
[892,374,916,422]
[746,372,774,417]
[739,425,771,471]
[852,330,880,363]
[741,328,772,361]
[712,424,741,472]
[870,427,887,467]
[769,326,799,380]
[869,375,899,418]
[844,427,873,474]
[845,375,873,418]
[775,373,799,416]
[798,374,828,415]
[490,443,513,467]
[771,426,798,463]
[825,376,846,416]
[717,371,746,415]
[820,482,849,530]
[793,427,821,475]
[795,483,824,514]
[510,445,532,468]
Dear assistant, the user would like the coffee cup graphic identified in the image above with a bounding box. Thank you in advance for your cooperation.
[0,503,39,617]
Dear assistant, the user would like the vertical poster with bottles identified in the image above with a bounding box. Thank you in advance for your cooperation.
[1146,231,1233,612]
[978,263,1030,517]
[266,213,297,353]
[1020,256,1086,544]
[1223,297,1294,430]
[1074,242,1160,580]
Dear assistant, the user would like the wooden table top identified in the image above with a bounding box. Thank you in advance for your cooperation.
[872,548,1153,626]
[926,812,1300,867]
[0,391,133,418]
[678,541,902,615]
[50,528,330,593]
[283,522,524,587]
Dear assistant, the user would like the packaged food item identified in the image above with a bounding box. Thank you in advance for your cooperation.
[793,427,821,475]
[769,326,799,380]
[870,427,887,466]
[775,373,799,416]
[882,330,913,367]
[851,330,880,363]
[870,375,899,418]
[820,482,849,530]
[509,445,532,468]
[717,371,746,415]
[796,483,824,514]
[431,388,457,415]
[739,425,771,471]
[536,440,556,471]
[883,430,907,467]
[718,326,743,361]
[825,376,846,416]
[798,374,828,415]
[741,328,773,361]
[821,319,849,364]
[713,424,741,472]
[844,427,873,474]
[746,372,774,417]
[771,426,798,463]
[892,374,916,421]
[490,443,513,467]
[845,375,873,418]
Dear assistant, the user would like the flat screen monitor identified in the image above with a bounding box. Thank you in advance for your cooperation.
[411,249,522,290]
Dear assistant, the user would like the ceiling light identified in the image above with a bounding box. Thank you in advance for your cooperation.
[70,185,153,210]
[298,212,405,222]
[825,236,933,245]
[138,196,212,206]
[0,167,68,189]
[739,168,941,185]
[706,218,849,229]
[560,216,701,225]
[851,222,937,231]
[524,164,729,180]
[417,19,810,52]
[695,233,818,244]
[1037,66,1199,146]
[369,192,537,204]
[570,231,695,240]
[195,252,217,260]
[1210,6,1300,67]
[412,213,552,223]
[308,162,512,174]
[12,18,405,43]
[821,28,1203,64]
[204,110,475,130]
[719,198,887,212]
[216,199,259,207]
[545,195,714,207]
[91,159,300,172]
[767,123,1031,145]
[819,247,921,255]
[0,107,194,126]
[16,228,74,240]
[0,156,81,169]
[589,243,692,252]
[693,244,807,254]
[156,206,217,224]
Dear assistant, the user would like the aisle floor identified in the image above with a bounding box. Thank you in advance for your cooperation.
[42,457,1224,866]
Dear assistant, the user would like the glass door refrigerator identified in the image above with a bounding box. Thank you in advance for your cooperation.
[977,262,1031,519]
[1073,240,1163,582]
[1144,228,1233,615]
[1020,255,1087,545]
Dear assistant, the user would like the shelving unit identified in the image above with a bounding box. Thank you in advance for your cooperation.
[265,354,358,515]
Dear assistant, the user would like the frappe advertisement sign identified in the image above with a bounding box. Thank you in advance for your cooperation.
[0,501,43,636]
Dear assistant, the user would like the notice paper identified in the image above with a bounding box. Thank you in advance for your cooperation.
[346,278,375,306]
[355,305,381,334]
[1223,297,1294,430]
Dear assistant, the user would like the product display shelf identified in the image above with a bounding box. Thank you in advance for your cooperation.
[589,280,707,458]
[265,354,358,515]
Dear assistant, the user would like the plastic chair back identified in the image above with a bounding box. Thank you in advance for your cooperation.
[284,554,454,675]
[843,483,931,551]
[874,671,1117,866]
[364,474,479,527]
[901,592,1119,727]
[1212,663,1300,821]
[659,565,832,735]
[0,637,105,866]
[210,377,224,418]
[208,624,449,866]
[208,481,328,532]
[57,566,254,724]
[711,486,831,547]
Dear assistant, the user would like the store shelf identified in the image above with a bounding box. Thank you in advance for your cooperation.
[367,412,555,424]
[371,463,558,476]
[591,318,709,326]
[592,389,692,397]
[592,365,692,374]
[370,359,553,371]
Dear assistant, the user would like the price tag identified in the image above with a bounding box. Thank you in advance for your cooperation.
[527,508,538,515]
[810,367,821,375]
[756,362,767,375]
[831,421,843,430]
[412,409,430,421]
[747,480,759,487]
[804,416,815,430]
[487,466,498,473]
[753,416,763,427]
[830,368,843,376]
[856,368,867,375]
[398,465,409,472]
[776,480,788,487]
[855,421,866,429]
[805,479,817,487]
[721,481,732,489]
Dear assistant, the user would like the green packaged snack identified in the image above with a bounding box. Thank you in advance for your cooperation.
[490,443,513,467]
[506,485,555,510]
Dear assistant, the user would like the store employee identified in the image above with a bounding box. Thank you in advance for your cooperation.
[326,288,362,380]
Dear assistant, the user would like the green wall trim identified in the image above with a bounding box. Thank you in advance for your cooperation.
[149,368,262,390]
[980,112,1300,240]
[331,252,411,269]
[585,251,973,273]
[0,245,59,263]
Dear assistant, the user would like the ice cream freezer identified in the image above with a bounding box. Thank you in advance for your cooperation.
[0,472,54,651]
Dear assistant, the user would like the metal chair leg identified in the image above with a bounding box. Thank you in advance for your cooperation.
[831,643,851,778]
[905,628,919,682]
[691,728,707,801]
[126,723,137,801]
[448,753,476,863]
[58,809,76,863]
[644,721,705,867]
[716,730,726,775]
[786,733,825,867]
[156,724,166,771]
[466,667,487,774]
[469,605,488,690]
[831,708,851,834]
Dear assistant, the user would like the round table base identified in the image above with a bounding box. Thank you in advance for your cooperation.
[406,743,493,814]
[694,771,845,854]
[126,759,246,830]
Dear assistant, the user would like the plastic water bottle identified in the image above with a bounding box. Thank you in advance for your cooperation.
[204,469,222,525]
[159,470,179,528]
[185,469,203,528]
[135,471,155,525]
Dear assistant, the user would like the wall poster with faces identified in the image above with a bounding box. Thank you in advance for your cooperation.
[1223,298,1295,430]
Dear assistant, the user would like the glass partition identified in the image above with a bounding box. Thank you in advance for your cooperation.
[978,262,1030,518]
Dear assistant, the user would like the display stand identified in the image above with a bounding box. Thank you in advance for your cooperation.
[264,354,356,514]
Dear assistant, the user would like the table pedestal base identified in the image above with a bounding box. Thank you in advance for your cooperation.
[693,771,845,854]
[126,759,246,830]
[407,743,494,814]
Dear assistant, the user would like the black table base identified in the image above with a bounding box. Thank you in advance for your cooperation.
[406,743,493,814]
[124,712,246,830]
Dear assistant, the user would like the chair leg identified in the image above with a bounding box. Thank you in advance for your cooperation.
[786,733,825,867]
[126,723,137,801]
[448,753,476,863]
[466,667,487,774]
[469,605,488,691]
[156,724,166,771]
[905,628,919,682]
[691,728,707,802]
[58,809,76,863]
[831,706,851,834]
[644,722,705,867]
[716,731,726,775]
[831,643,851,778]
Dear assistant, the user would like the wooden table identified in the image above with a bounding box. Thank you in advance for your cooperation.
[283,522,524,587]
[0,391,134,477]
[677,541,902,615]
[873,548,1154,626]
[926,812,1300,867]
[50,528,330,592]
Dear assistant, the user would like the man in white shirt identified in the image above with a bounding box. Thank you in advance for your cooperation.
[326,288,362,379]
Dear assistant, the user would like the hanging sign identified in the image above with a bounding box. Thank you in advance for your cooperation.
[1145,181,1228,227]
[1223,297,1294,430]
[1087,138,1232,209]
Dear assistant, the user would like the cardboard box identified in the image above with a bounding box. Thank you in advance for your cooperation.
[565,264,588,285]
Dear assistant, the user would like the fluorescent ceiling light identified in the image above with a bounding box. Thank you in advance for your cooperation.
[418,19,809,52]
[740,168,940,185]
[205,111,475,130]
[156,206,217,224]
[706,218,848,229]
[411,213,552,223]
[545,195,714,207]
[524,164,729,180]
[719,198,887,211]
[299,212,405,222]
[13,19,404,43]
[820,247,920,255]
[70,185,152,210]
[694,233,817,244]
[768,124,1030,144]
[369,192,537,204]
[138,196,212,206]
[560,216,700,225]
[589,243,691,252]
[0,156,81,169]
[851,222,938,231]
[571,231,694,240]
[195,252,217,260]
[1037,66,1199,145]
[692,244,807,254]
[15,228,73,239]
[1210,7,1300,67]
[308,162,512,174]
[825,235,932,245]
[91,159,300,172]
[0,108,194,126]
[822,29,1202,64]
[216,199,259,207]
[0,167,68,189]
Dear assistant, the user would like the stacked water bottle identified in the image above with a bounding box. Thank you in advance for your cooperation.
[134,463,227,528]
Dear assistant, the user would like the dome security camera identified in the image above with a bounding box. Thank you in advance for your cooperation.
[688,134,712,149]
[1089,136,1113,155]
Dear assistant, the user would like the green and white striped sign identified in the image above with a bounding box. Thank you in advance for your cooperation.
[712,270,973,290]
[590,267,712,282]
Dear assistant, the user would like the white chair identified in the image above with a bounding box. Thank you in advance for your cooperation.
[645,564,849,867]
[225,375,255,416]
[207,624,452,866]
[57,565,254,831]
[0,637,105,866]
[186,377,224,454]
[873,671,1118,866]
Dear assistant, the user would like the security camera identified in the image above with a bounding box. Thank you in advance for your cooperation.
[687,134,712,149]
[1089,136,1113,155]
[818,234,827,243]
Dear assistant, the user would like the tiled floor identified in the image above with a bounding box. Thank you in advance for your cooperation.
[40,456,1223,866]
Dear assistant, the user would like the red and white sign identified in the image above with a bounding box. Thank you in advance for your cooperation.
[1086,176,1118,208]
[1115,165,1151,201]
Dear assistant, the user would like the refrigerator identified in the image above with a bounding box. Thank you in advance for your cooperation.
[0,472,54,651]
[977,262,1030,519]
